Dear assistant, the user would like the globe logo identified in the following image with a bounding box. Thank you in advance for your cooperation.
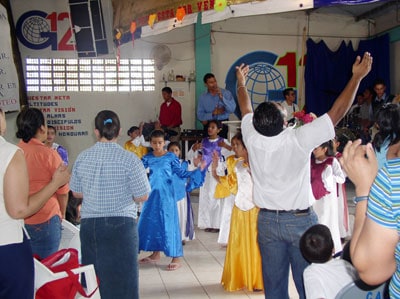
[225,51,287,118]
[22,16,50,45]
[246,62,286,109]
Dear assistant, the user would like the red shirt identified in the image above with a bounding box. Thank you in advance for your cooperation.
[159,98,182,127]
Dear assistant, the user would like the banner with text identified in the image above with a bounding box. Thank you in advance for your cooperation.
[0,4,20,112]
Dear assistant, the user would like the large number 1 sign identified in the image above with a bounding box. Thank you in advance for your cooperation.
[277,52,307,88]
[225,50,306,117]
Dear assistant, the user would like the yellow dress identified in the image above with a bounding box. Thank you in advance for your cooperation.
[214,155,239,199]
[124,140,148,159]
[221,161,264,292]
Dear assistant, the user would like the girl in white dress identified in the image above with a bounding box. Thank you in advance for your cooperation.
[168,141,201,243]
[311,140,345,254]
[212,135,242,246]
[187,120,232,232]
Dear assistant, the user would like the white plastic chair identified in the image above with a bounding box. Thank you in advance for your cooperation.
[335,280,387,299]
[59,219,81,252]
[34,258,101,298]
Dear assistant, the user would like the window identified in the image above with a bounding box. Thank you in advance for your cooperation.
[25,58,155,92]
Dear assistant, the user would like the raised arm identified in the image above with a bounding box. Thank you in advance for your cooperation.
[235,64,253,117]
[328,52,372,125]
[340,140,397,285]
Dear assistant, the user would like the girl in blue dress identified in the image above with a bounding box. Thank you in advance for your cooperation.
[138,130,203,270]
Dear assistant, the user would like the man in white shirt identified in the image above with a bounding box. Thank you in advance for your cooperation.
[281,88,299,123]
[235,52,372,299]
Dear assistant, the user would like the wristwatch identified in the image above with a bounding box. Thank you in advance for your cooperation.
[353,196,368,204]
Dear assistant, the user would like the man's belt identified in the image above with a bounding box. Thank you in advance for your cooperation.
[260,207,310,215]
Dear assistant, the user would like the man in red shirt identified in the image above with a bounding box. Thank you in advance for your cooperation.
[158,87,182,142]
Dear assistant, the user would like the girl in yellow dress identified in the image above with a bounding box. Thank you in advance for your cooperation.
[124,122,149,159]
[220,132,263,292]
[212,135,240,246]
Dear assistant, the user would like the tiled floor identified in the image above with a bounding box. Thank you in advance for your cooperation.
[138,182,356,299]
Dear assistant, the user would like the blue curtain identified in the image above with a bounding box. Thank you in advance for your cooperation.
[314,0,388,8]
[305,34,390,116]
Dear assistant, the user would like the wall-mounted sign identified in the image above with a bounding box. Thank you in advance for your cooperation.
[0,4,20,112]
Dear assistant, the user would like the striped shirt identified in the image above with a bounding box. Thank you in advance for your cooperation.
[70,142,150,219]
[368,158,400,298]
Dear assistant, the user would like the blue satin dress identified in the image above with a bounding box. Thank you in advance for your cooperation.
[138,152,202,257]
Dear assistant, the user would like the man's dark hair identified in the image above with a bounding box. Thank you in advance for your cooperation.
[253,102,284,137]
[282,88,295,98]
[364,86,376,98]
[162,86,172,94]
[373,78,386,87]
[203,73,215,84]
[300,224,334,263]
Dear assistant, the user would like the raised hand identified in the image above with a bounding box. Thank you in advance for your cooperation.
[352,52,373,81]
[192,141,202,151]
[235,63,249,87]
[340,139,377,195]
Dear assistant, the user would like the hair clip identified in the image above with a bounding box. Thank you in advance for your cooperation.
[104,118,112,125]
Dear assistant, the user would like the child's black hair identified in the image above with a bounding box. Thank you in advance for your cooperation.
[127,126,139,136]
[300,224,334,263]
[319,140,335,157]
[150,129,165,140]
[167,141,181,150]
[208,119,223,129]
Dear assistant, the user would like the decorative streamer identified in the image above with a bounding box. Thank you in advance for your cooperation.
[115,29,122,70]
[214,0,227,11]
[176,7,186,21]
[148,13,157,28]
[130,21,137,47]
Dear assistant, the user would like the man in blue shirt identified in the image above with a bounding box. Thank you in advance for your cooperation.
[197,73,236,138]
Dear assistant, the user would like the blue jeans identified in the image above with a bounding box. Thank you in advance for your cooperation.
[257,208,317,299]
[80,217,139,299]
[25,215,61,259]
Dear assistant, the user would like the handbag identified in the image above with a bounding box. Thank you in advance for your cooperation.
[36,248,98,299]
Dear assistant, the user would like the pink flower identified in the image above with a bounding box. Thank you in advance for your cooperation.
[302,114,314,124]
[293,110,316,127]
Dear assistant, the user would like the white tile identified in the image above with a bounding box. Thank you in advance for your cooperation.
[138,182,356,298]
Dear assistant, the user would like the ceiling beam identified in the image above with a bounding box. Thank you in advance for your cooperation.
[355,0,398,22]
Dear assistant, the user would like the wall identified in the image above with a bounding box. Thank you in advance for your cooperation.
[374,5,400,95]
[7,6,397,165]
